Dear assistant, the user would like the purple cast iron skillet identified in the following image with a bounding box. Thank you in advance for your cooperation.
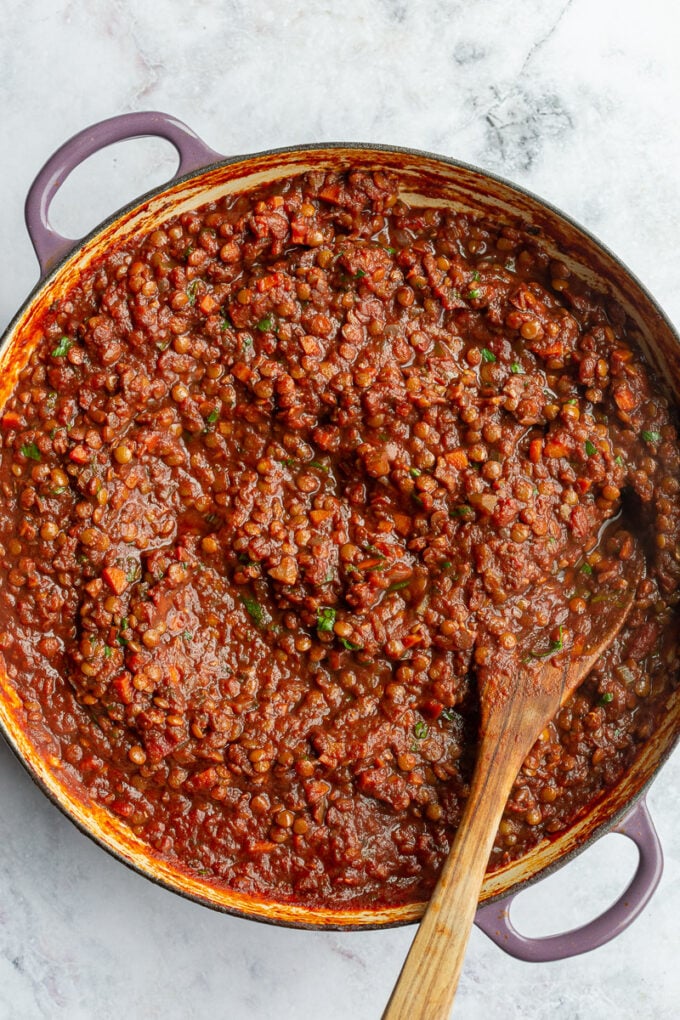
[0,111,677,961]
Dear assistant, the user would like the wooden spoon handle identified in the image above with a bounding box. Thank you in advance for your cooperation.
[383,702,535,1020]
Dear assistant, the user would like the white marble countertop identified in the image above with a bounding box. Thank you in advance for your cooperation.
[1,2,678,1017]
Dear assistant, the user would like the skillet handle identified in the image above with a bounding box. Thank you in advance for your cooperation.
[474,798,663,961]
[24,111,222,277]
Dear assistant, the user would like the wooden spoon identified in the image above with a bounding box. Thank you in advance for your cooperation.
[383,559,641,1020]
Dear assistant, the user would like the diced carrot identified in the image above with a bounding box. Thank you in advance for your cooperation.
[402,633,424,649]
[357,557,384,571]
[309,509,332,525]
[231,362,252,383]
[199,294,220,315]
[69,445,90,464]
[250,841,276,854]
[544,441,568,458]
[529,438,543,463]
[446,448,469,469]
[102,566,128,595]
[112,673,135,704]
[392,513,412,537]
[540,341,564,358]
[1,411,23,430]
[613,385,637,411]
[256,273,281,293]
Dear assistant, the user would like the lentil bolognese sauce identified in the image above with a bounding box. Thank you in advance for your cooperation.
[0,168,678,908]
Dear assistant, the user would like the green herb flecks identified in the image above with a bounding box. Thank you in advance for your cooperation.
[354,269,367,279]
[186,280,199,305]
[240,594,271,628]
[471,270,481,282]
[599,692,614,705]
[257,315,274,332]
[309,460,329,471]
[469,289,482,300]
[530,625,564,660]
[581,562,593,575]
[413,720,429,740]
[51,336,73,357]
[317,606,337,632]
[642,430,662,444]
[450,504,474,519]
[510,362,524,374]
[440,707,457,723]
[388,580,411,592]
[104,645,113,659]
[585,440,597,457]
[339,637,362,651]
[409,466,421,477]
[481,347,496,363]
[20,442,41,461]
[615,454,625,467]
[205,409,219,424]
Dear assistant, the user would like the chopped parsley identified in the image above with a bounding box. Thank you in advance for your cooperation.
[386,246,396,255]
[182,630,194,641]
[309,460,329,471]
[339,637,362,651]
[642,430,662,444]
[317,606,336,632]
[104,646,113,659]
[388,580,410,592]
[186,280,199,305]
[413,720,429,740]
[581,562,593,575]
[450,504,474,518]
[440,707,457,723]
[240,594,270,628]
[354,269,367,279]
[481,348,496,363]
[585,440,597,456]
[257,315,274,332]
[469,289,482,300]
[20,442,41,461]
[117,618,129,646]
[409,466,421,477]
[205,409,219,424]
[615,454,625,467]
[599,692,614,705]
[510,362,524,374]
[531,625,564,659]
[220,312,232,331]
[51,336,73,357]
[471,270,481,282]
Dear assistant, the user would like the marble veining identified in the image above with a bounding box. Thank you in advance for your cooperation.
[0,1,678,1016]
